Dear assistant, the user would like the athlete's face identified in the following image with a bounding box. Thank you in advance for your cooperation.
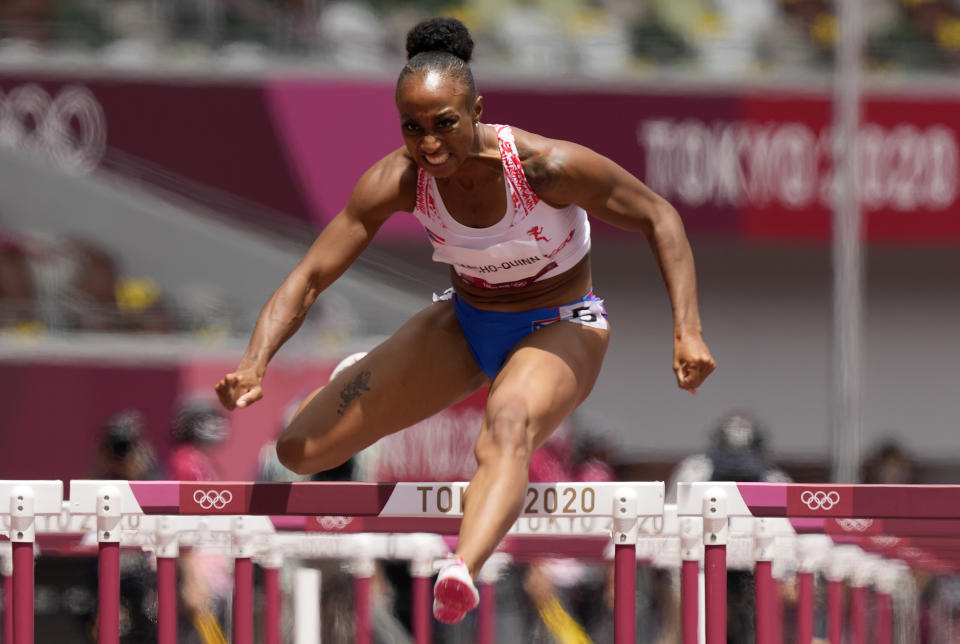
[396,71,482,178]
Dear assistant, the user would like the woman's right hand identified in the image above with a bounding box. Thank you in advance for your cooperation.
[215,365,263,410]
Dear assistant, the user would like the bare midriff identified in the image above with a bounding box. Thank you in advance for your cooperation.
[450,253,593,311]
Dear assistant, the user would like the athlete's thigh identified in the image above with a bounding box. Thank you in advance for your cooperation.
[487,319,611,448]
[280,301,488,464]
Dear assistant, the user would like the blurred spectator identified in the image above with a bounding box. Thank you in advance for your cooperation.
[165,395,232,644]
[67,240,119,331]
[91,408,162,480]
[179,283,236,338]
[871,0,960,70]
[757,0,837,72]
[0,0,53,44]
[629,3,695,66]
[667,410,792,644]
[862,438,917,484]
[316,2,390,70]
[0,235,42,331]
[167,394,229,480]
[667,410,791,502]
[66,239,173,333]
[83,409,161,643]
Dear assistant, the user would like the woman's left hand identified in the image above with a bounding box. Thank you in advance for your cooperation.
[673,330,716,394]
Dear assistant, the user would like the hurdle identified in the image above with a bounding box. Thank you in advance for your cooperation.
[0,481,63,644]
[5,480,960,643]
[63,480,663,644]
[676,482,960,644]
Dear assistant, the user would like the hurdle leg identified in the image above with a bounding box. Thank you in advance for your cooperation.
[353,571,373,644]
[156,556,177,644]
[755,561,776,644]
[10,541,34,644]
[2,545,12,644]
[349,538,376,644]
[702,488,728,644]
[10,487,36,644]
[293,567,321,644]
[476,553,509,644]
[97,487,121,644]
[773,578,784,644]
[155,516,179,644]
[232,517,255,644]
[874,590,891,644]
[679,517,702,644]
[259,547,284,644]
[826,579,844,644]
[11,543,32,644]
[410,555,433,644]
[795,571,814,644]
[826,545,861,644]
[232,557,254,644]
[98,543,120,644]
[754,518,777,644]
[873,562,899,644]
[612,488,639,644]
[850,583,868,644]
[477,581,496,644]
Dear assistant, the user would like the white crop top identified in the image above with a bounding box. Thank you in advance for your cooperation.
[411,124,590,290]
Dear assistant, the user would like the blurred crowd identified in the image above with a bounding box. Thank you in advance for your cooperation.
[1,0,959,77]
[0,224,235,336]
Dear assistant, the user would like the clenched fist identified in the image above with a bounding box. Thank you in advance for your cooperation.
[215,365,264,410]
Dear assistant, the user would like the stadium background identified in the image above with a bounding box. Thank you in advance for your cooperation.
[0,1,957,639]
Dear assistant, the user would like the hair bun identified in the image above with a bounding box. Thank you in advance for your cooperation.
[405,17,474,63]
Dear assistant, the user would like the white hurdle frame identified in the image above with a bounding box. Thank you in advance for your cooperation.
[3,480,958,643]
[65,480,661,644]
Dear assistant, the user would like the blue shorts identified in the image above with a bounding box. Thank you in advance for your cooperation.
[445,290,608,379]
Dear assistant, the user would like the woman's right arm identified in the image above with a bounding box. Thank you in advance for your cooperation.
[216,151,416,410]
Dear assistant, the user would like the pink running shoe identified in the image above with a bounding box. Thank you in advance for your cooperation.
[433,555,479,623]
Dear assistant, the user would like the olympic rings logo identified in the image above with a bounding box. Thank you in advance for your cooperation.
[869,536,900,549]
[0,83,106,174]
[193,489,234,510]
[800,490,841,511]
[835,518,873,532]
[316,516,353,531]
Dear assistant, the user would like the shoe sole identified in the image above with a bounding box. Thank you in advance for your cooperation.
[433,577,478,624]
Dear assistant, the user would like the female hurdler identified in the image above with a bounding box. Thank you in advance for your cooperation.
[216,17,716,623]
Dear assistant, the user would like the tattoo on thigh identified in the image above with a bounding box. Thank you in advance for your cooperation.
[337,371,372,416]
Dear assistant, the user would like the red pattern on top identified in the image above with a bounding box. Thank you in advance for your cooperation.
[495,125,540,220]
[415,169,443,225]
[414,125,540,228]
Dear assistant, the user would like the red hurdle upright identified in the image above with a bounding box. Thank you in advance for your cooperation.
[154,516,179,644]
[613,488,640,644]
[2,548,12,644]
[753,518,777,644]
[258,545,283,644]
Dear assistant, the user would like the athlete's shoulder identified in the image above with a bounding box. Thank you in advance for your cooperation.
[509,126,573,197]
[351,147,419,214]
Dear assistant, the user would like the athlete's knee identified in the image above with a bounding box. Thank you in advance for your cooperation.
[276,437,354,476]
[275,433,352,476]
[476,399,533,463]
[275,435,314,475]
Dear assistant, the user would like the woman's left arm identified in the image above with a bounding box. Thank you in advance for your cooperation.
[524,133,716,392]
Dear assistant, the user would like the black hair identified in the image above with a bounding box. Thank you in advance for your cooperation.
[397,17,477,102]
